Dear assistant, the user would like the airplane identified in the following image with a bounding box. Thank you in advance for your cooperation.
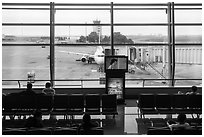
[59,46,105,65]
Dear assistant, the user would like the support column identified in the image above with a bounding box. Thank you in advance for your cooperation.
[171,2,175,86]
[167,2,173,87]
[50,2,55,86]
[110,2,114,55]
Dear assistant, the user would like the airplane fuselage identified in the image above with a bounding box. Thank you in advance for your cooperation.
[94,54,104,65]
[93,46,105,65]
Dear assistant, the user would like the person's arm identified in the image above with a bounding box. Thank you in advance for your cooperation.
[108,65,112,69]
[168,124,178,131]
[52,89,56,94]
[24,117,32,128]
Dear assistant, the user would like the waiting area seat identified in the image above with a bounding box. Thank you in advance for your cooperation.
[2,93,118,118]
[172,94,189,114]
[2,128,27,135]
[67,94,84,116]
[101,94,118,116]
[35,95,53,115]
[51,94,69,119]
[138,94,158,118]
[147,127,202,135]
[147,128,171,135]
[27,127,52,135]
[138,94,202,118]
[155,94,173,114]
[172,128,202,135]
[52,127,78,135]
[78,127,104,135]
[2,126,103,135]
[85,94,101,115]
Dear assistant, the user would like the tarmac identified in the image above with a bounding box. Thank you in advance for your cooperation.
[2,45,202,88]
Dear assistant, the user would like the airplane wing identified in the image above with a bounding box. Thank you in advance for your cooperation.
[58,51,95,58]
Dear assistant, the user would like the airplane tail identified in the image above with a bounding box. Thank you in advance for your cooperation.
[96,46,104,53]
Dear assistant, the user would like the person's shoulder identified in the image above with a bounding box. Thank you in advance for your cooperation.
[183,122,190,126]
[26,116,35,123]
[172,123,190,129]
[90,121,99,127]
[186,91,193,95]
[43,88,54,91]
[42,88,55,95]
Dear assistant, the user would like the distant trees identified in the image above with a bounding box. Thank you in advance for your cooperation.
[113,32,134,44]
[101,35,109,44]
[77,36,87,43]
[77,31,134,44]
[87,32,99,43]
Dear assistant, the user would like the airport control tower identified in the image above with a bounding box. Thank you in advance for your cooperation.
[93,20,102,43]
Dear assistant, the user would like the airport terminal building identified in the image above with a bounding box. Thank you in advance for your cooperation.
[2,2,202,135]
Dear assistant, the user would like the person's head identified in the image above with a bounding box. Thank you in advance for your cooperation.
[110,58,117,65]
[27,83,32,90]
[177,114,187,124]
[83,114,91,123]
[45,82,52,88]
[33,109,42,120]
[192,86,197,92]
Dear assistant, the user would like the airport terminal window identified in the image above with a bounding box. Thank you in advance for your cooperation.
[2,10,49,23]
[2,2,202,88]
[174,10,202,23]
[55,10,110,24]
[2,6,50,88]
[114,9,167,23]
[2,45,50,88]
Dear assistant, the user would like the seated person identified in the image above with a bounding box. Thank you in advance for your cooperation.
[167,114,191,131]
[42,82,55,95]
[25,109,43,128]
[186,85,199,95]
[42,82,56,120]
[78,114,99,131]
[177,91,184,94]
[19,83,37,95]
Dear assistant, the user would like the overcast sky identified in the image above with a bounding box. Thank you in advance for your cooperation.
[1,0,202,36]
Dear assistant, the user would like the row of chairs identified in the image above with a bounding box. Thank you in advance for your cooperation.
[136,118,202,135]
[147,127,202,135]
[2,93,118,118]
[2,119,102,129]
[138,94,202,118]
[2,127,104,135]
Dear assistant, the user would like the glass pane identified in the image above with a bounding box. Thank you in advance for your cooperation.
[2,10,50,23]
[174,10,202,23]
[55,26,110,41]
[55,10,110,23]
[114,26,168,38]
[175,26,202,38]
[174,45,202,86]
[2,46,50,88]
[55,45,106,88]
[114,45,171,87]
[2,26,50,40]
[115,9,167,23]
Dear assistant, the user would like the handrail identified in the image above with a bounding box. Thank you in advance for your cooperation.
[2,3,202,6]
[2,23,202,26]
[2,79,202,88]
[2,78,202,81]
[2,7,202,10]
